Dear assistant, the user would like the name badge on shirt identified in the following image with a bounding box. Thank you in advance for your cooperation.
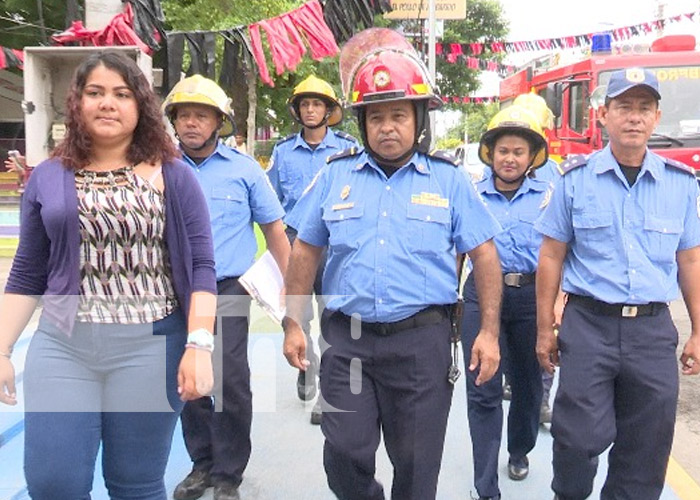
[411,192,449,208]
[332,202,355,211]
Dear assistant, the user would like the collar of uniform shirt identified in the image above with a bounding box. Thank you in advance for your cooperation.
[592,146,662,181]
[355,152,429,175]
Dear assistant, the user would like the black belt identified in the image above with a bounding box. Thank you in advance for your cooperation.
[335,305,449,336]
[503,272,536,287]
[568,294,667,318]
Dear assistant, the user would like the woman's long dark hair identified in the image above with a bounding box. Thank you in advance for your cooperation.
[52,50,178,169]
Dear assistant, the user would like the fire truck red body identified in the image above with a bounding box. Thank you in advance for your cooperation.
[499,35,700,171]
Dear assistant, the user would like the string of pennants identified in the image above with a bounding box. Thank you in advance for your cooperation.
[441,95,499,105]
[433,10,699,56]
[0,47,24,70]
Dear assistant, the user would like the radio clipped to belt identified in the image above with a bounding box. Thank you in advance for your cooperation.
[448,254,467,385]
[448,297,463,384]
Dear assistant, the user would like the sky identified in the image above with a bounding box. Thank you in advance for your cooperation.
[499,0,700,42]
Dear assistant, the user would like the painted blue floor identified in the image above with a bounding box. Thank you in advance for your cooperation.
[0,314,683,500]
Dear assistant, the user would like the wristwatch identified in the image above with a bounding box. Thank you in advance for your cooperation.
[186,328,215,352]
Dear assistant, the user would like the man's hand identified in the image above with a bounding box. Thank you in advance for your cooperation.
[537,326,559,374]
[177,348,214,401]
[680,334,700,375]
[283,319,309,371]
[469,330,500,385]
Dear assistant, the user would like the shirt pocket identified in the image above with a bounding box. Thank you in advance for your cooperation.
[279,165,302,193]
[643,216,683,263]
[406,203,451,255]
[211,187,247,227]
[572,210,614,257]
[322,203,364,252]
[516,211,542,249]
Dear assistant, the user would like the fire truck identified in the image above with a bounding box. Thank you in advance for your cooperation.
[499,34,700,171]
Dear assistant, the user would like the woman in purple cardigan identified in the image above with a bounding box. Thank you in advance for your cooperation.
[0,51,218,500]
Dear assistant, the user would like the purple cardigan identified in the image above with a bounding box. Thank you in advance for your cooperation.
[5,157,217,333]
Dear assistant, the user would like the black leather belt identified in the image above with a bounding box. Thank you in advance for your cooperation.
[335,305,449,336]
[503,272,536,287]
[568,294,667,318]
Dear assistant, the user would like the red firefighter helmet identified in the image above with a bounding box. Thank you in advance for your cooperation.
[348,50,443,111]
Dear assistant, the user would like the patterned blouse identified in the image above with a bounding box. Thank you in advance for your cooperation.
[75,165,178,324]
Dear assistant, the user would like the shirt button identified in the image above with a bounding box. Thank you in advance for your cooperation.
[426,215,431,221]
[386,186,391,191]
[378,298,384,304]
[340,214,345,220]
[382,211,388,217]
[631,269,636,274]
[378,268,383,273]
[379,239,385,245]
[227,195,231,199]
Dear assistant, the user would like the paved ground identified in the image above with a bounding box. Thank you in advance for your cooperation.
[0,257,698,499]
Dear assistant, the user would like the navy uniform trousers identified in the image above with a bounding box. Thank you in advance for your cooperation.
[180,277,252,485]
[461,276,543,498]
[319,309,454,500]
[552,298,678,500]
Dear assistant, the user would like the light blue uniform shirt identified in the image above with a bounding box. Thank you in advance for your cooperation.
[477,175,551,274]
[266,128,358,223]
[182,142,285,280]
[294,149,502,322]
[535,146,700,304]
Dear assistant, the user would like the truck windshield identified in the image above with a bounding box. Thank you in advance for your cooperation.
[599,67,700,140]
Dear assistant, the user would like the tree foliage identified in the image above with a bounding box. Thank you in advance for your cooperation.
[0,0,508,140]
[0,0,81,48]
[437,102,500,149]
[435,0,508,109]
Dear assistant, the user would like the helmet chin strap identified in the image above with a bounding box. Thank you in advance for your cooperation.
[179,129,219,153]
[491,167,528,188]
[297,106,332,130]
[357,102,427,167]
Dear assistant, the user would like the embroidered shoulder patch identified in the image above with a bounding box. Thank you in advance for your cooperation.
[327,147,360,164]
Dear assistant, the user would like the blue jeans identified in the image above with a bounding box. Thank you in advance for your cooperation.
[23,310,187,500]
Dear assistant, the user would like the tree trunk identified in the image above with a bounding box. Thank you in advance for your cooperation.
[247,69,257,157]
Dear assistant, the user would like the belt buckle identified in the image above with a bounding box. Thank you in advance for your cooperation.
[504,273,522,287]
[621,305,638,318]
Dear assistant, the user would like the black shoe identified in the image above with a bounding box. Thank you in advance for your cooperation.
[507,455,529,481]
[214,481,241,500]
[502,381,512,401]
[297,368,317,401]
[213,480,241,500]
[540,400,552,424]
[479,496,501,500]
[310,399,322,425]
[173,469,212,500]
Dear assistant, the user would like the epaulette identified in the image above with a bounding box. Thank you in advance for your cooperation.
[664,157,696,176]
[274,133,296,146]
[559,154,588,175]
[334,130,359,144]
[327,147,360,164]
[427,149,460,167]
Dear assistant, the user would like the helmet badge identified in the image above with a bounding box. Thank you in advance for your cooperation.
[374,70,391,89]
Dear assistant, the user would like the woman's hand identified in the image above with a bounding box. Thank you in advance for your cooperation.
[0,357,17,405]
[177,347,214,401]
